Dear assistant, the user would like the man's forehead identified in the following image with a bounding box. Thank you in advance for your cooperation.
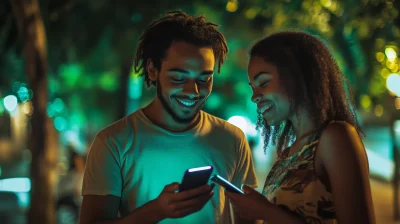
[163,47,215,70]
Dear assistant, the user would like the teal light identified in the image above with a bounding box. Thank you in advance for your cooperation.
[47,104,55,117]
[366,149,394,181]
[52,98,65,113]
[0,99,4,114]
[17,86,31,102]
[4,95,18,112]
[205,94,221,110]
[0,178,31,193]
[395,120,400,133]
[128,76,143,99]
[54,117,67,131]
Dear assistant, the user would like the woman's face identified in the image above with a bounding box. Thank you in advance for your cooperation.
[248,56,292,126]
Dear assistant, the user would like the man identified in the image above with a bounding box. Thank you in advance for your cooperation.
[79,11,258,224]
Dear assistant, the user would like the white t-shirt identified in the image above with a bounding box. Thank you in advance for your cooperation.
[82,109,258,224]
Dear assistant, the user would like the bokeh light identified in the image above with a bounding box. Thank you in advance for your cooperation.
[17,86,32,103]
[226,0,238,12]
[374,104,384,117]
[395,97,400,110]
[361,95,372,110]
[376,52,385,62]
[386,73,400,96]
[385,46,397,62]
[23,101,34,116]
[54,117,67,131]
[4,95,18,112]
[228,115,248,134]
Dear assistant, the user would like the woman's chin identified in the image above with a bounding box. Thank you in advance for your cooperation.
[264,117,284,127]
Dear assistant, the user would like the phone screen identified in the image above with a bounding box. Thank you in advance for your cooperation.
[179,166,213,192]
[211,174,244,194]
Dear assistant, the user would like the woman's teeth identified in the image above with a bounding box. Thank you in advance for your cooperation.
[260,103,273,113]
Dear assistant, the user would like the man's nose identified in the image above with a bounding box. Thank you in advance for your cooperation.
[182,81,200,99]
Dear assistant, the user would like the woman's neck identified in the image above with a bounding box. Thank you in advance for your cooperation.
[289,110,318,140]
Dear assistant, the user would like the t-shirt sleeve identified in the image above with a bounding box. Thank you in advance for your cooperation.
[231,132,258,189]
[82,133,122,197]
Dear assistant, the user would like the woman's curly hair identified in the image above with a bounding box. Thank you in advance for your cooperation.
[250,31,363,155]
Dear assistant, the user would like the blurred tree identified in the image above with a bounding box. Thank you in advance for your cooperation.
[10,0,56,224]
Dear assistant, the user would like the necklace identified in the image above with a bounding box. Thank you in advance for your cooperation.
[286,129,319,157]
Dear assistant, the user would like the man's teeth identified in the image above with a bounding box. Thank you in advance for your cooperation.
[260,103,273,113]
[176,98,197,106]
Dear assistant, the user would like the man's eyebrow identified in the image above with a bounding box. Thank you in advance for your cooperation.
[167,68,214,76]
[200,71,214,76]
[167,68,189,74]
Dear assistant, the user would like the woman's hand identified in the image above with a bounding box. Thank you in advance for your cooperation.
[225,185,270,221]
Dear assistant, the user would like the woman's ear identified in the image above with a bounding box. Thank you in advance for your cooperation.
[146,59,158,81]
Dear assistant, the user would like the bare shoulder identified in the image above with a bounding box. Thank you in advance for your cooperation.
[317,123,375,223]
[79,195,121,224]
[318,121,365,162]
[322,121,358,140]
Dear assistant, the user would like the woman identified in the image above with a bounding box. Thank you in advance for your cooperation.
[225,31,375,223]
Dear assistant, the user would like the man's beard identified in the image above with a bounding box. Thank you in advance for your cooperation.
[156,81,203,124]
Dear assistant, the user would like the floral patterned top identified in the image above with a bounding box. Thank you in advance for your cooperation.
[262,132,337,224]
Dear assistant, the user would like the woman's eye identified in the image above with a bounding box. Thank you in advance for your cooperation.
[260,81,269,87]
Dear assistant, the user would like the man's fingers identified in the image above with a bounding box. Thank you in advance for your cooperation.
[171,207,197,218]
[173,184,211,201]
[173,191,213,211]
[163,182,180,192]
[170,192,214,218]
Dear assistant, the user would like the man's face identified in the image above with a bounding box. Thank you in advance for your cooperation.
[149,41,215,124]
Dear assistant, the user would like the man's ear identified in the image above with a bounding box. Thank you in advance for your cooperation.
[146,59,158,81]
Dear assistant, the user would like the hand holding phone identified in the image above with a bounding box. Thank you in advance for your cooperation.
[211,174,244,194]
[179,165,213,192]
[153,181,214,220]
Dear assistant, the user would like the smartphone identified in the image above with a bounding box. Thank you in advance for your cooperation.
[210,174,244,194]
[179,165,213,192]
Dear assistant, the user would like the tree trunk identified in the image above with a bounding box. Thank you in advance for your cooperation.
[116,60,132,119]
[10,0,56,223]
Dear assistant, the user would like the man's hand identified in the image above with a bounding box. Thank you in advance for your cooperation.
[153,182,215,219]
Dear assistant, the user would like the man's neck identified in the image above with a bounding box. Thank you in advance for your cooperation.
[142,99,200,132]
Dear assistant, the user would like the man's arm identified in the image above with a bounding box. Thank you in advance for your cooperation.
[79,183,214,224]
[79,195,163,224]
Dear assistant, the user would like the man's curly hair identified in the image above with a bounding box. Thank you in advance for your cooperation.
[134,11,228,87]
[250,31,363,156]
